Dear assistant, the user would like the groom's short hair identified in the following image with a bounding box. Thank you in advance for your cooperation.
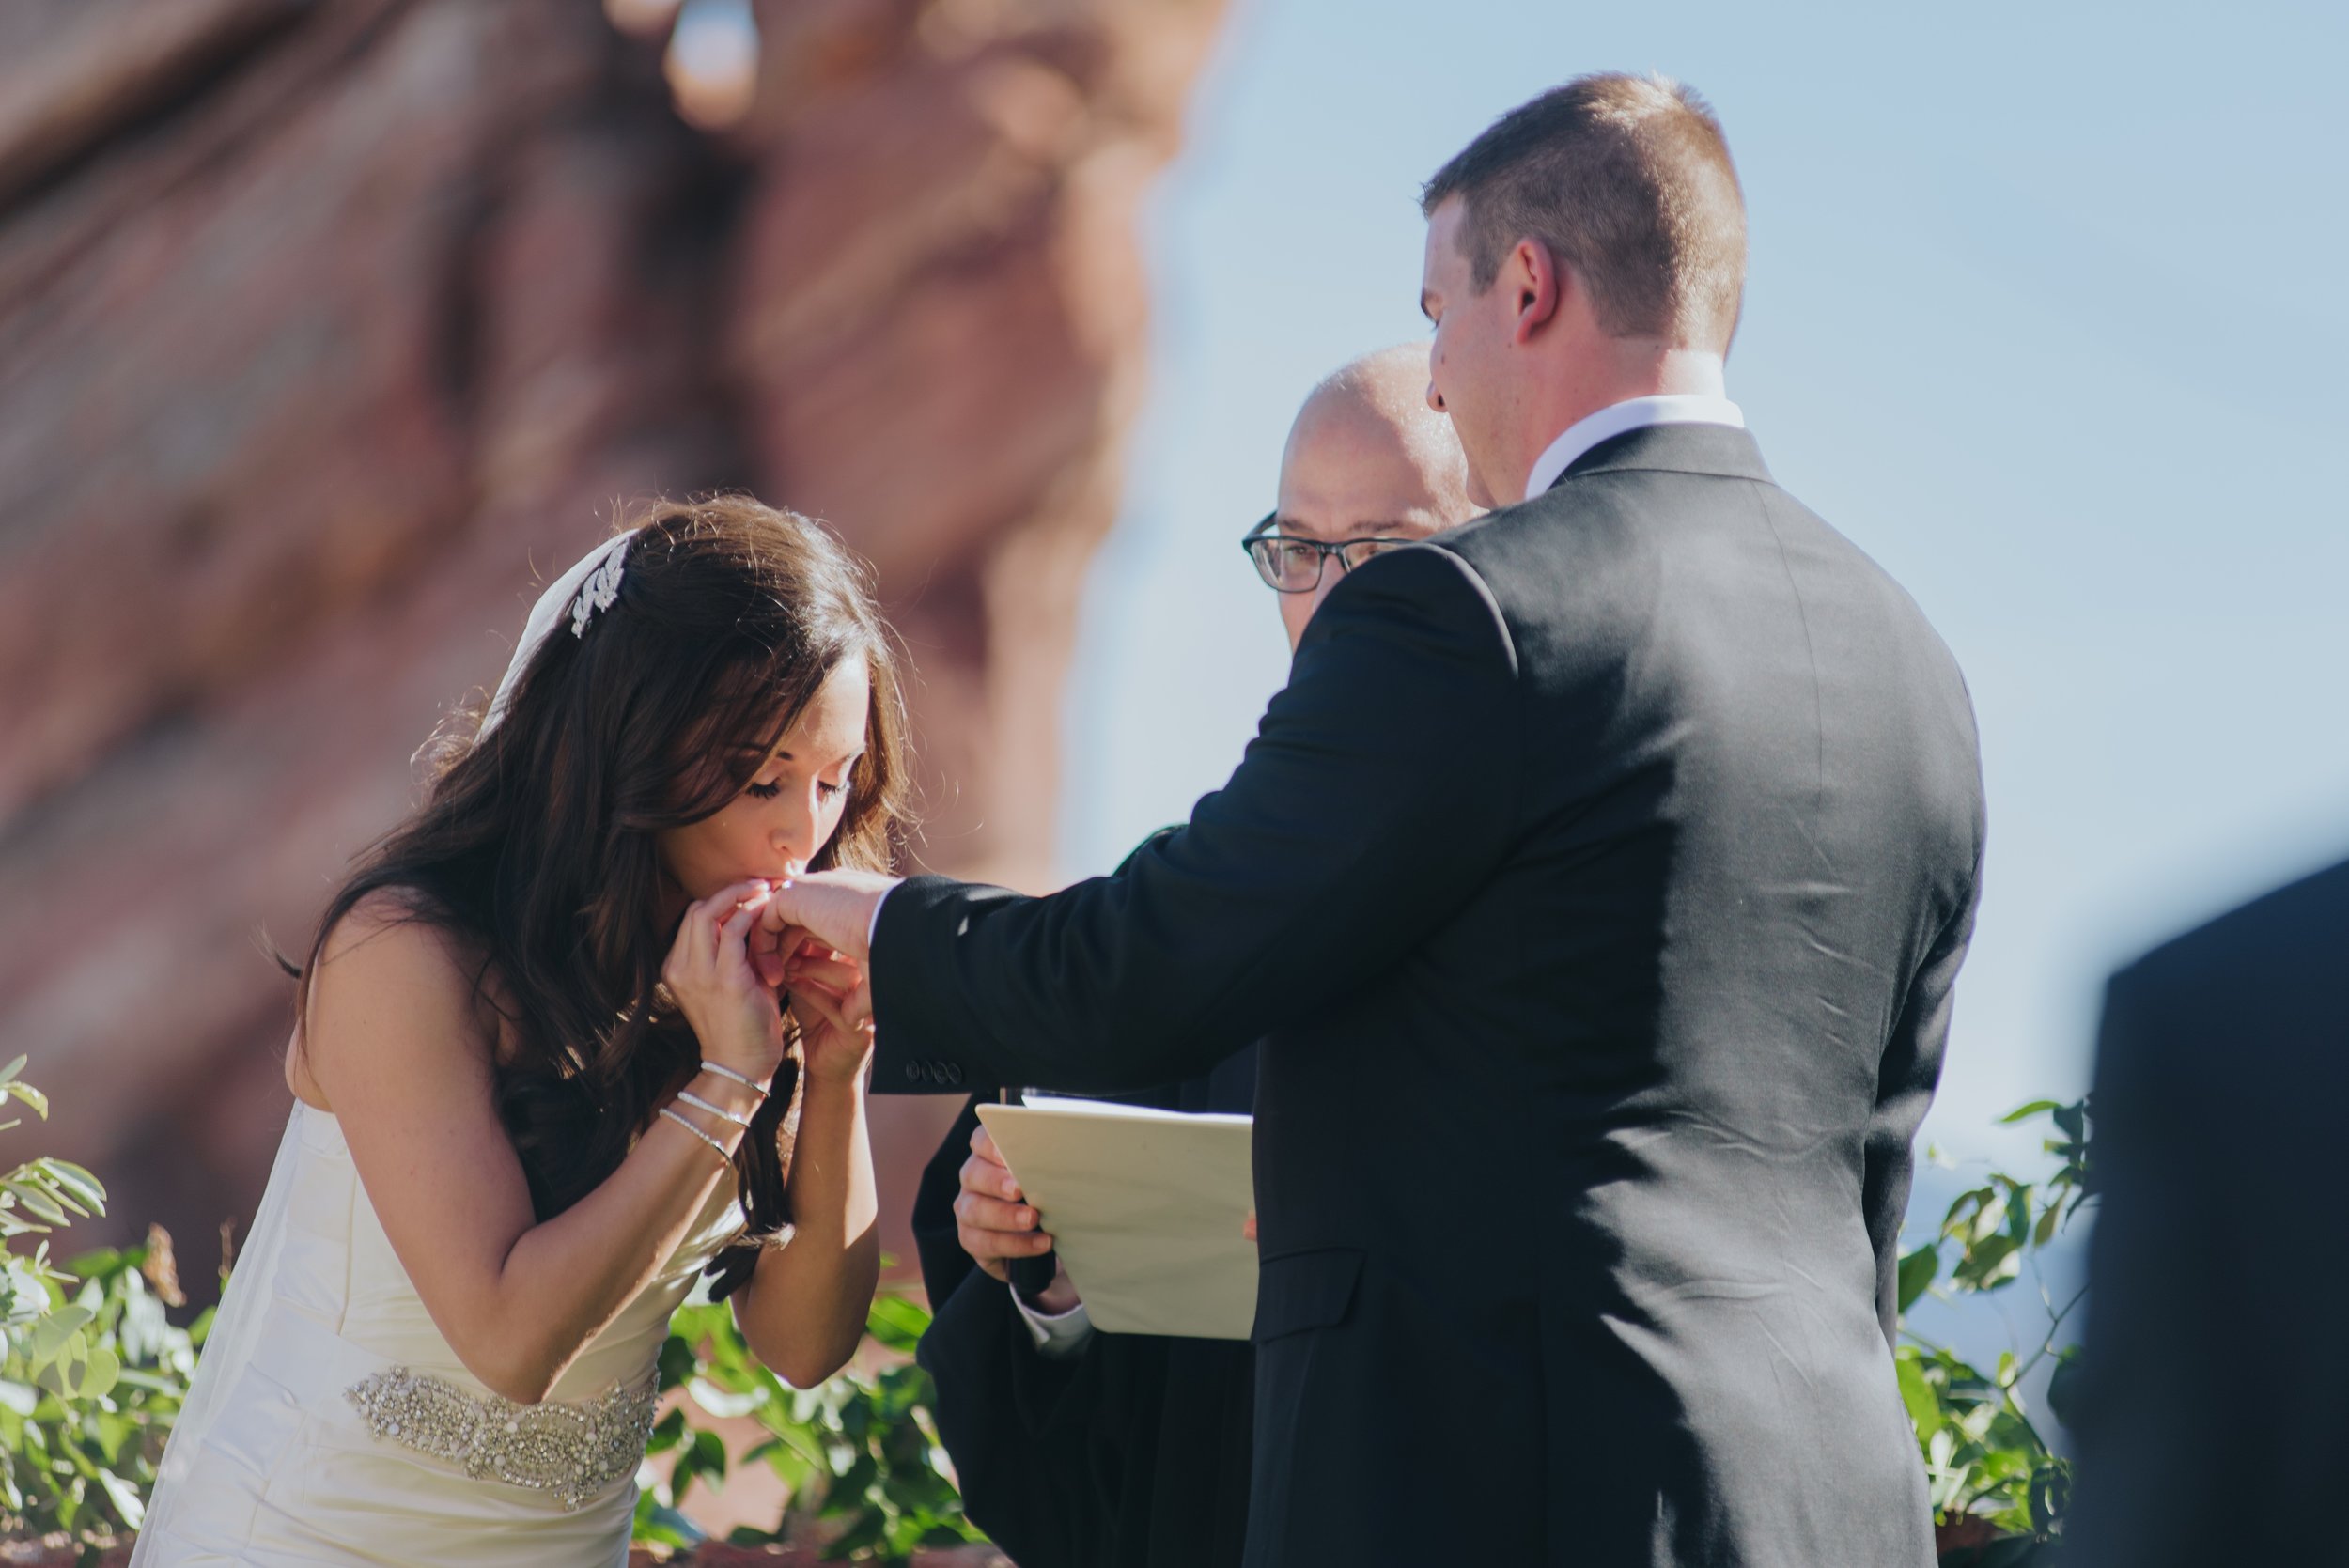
[1423,73,1746,352]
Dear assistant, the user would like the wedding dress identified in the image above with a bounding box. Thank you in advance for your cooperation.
[132,1101,744,1566]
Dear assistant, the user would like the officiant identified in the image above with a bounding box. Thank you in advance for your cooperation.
[908,345,1479,1568]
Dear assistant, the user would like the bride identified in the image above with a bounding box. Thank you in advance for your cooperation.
[132,497,907,1565]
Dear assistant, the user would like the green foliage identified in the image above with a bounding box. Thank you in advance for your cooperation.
[4,1055,205,1546]
[0,1243,206,1545]
[3,1053,110,1336]
[638,1286,986,1562]
[1897,1096,2093,1563]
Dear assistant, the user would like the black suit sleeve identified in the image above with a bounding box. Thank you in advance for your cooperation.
[915,1268,1114,1568]
[1863,855,1983,1344]
[911,1099,1136,1568]
[871,544,1521,1094]
[2063,959,2240,1568]
[910,1096,987,1306]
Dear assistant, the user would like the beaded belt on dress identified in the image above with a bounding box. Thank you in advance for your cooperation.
[344,1365,658,1511]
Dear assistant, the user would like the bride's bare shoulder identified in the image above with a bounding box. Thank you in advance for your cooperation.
[289,889,500,1108]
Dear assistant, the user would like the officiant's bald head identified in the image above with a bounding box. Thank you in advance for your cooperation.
[1268,344,1479,649]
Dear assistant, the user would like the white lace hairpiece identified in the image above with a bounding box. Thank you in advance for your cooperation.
[479,529,639,737]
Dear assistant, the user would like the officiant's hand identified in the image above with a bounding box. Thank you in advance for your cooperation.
[957,1124,1080,1313]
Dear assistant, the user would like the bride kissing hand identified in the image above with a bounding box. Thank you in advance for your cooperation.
[661,878,790,1087]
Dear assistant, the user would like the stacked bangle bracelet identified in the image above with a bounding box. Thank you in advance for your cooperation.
[660,1106,735,1162]
[699,1060,769,1095]
[676,1089,751,1128]
[661,1061,773,1164]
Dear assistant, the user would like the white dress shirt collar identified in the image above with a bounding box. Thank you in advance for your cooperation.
[1521,394,1746,501]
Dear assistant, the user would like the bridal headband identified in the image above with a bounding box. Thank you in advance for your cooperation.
[479,529,639,737]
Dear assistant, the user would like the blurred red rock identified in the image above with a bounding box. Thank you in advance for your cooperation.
[0,0,1228,1293]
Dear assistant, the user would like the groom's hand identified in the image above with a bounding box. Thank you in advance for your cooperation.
[750,869,899,983]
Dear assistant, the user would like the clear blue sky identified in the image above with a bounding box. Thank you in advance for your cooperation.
[1060,0,2349,1159]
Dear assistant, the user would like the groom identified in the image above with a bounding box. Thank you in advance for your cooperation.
[765,73,1983,1566]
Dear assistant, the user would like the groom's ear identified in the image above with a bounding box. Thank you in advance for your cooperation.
[1508,237,1562,345]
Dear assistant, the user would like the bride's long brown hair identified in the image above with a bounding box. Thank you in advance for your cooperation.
[292,496,910,1295]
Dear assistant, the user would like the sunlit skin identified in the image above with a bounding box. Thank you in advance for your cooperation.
[283,656,888,1404]
[656,658,870,906]
[1420,194,1728,508]
[1268,345,1481,649]
[941,346,1481,1313]
[651,656,884,1386]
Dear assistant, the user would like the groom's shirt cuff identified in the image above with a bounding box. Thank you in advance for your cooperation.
[1011,1291,1095,1360]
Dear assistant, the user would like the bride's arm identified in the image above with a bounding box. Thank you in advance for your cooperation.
[300,883,784,1405]
[727,977,880,1388]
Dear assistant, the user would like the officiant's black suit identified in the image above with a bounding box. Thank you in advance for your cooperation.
[2066,855,2349,1568]
[909,1046,1258,1568]
[873,423,1983,1566]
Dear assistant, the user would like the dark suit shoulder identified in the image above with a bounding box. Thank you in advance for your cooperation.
[1438,446,1787,621]
[1427,479,1674,675]
[1302,533,1519,680]
[1447,446,1977,755]
[2111,854,2349,1014]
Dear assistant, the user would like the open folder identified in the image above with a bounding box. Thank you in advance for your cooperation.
[972,1096,1256,1341]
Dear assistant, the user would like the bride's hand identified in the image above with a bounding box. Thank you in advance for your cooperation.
[662,879,787,1084]
[783,946,875,1088]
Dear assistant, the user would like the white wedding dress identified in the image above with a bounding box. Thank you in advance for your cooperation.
[132,1101,744,1566]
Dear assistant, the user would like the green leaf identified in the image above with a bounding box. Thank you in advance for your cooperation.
[0,1053,26,1086]
[656,1333,696,1390]
[75,1344,121,1403]
[1999,1099,2062,1124]
[2000,1183,2036,1248]
[670,1425,728,1503]
[27,1305,94,1363]
[644,1406,685,1456]
[686,1374,762,1420]
[4,1079,50,1119]
[866,1292,931,1352]
[40,1163,104,1218]
[1897,1244,1938,1314]
[1895,1354,1943,1436]
[631,1495,700,1549]
[6,1181,70,1228]
[1952,1234,2022,1292]
[94,1464,144,1530]
[2045,1349,2084,1430]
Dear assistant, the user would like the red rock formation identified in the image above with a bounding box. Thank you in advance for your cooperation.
[0,0,1227,1289]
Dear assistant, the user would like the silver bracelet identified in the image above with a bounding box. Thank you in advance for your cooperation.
[659,1105,736,1163]
[698,1060,770,1096]
[676,1089,753,1129]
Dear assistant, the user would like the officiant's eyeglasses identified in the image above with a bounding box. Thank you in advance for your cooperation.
[1241,513,1419,594]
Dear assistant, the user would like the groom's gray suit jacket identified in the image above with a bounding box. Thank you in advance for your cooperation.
[871,422,1984,1566]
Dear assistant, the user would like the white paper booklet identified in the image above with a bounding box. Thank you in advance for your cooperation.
[972,1096,1256,1341]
